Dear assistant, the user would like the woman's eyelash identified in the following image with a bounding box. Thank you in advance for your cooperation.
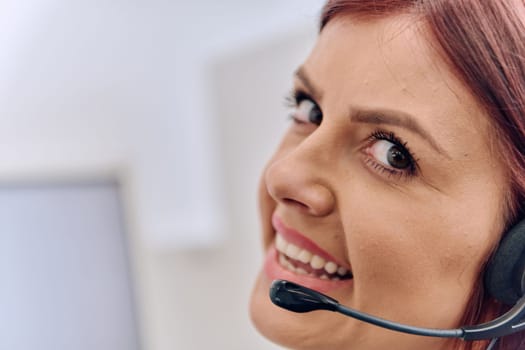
[284,92,296,109]
[366,130,419,179]
[284,89,323,126]
[284,89,315,108]
[283,90,420,181]
[368,130,408,148]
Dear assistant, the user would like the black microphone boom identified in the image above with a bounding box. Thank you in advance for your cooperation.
[269,279,525,341]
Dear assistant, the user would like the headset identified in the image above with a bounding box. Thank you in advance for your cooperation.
[269,219,525,349]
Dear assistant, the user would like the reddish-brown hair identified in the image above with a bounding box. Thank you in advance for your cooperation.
[320,1,525,349]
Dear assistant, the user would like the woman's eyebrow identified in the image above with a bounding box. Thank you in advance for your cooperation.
[352,108,451,159]
[295,66,323,101]
[295,66,449,158]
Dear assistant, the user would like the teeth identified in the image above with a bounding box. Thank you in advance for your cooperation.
[324,261,338,274]
[275,232,352,279]
[285,243,301,259]
[297,250,312,264]
[284,260,296,272]
[275,234,286,252]
[279,253,287,266]
[310,255,325,270]
[296,268,308,275]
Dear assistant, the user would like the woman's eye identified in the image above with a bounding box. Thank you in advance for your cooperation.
[369,140,411,169]
[363,131,418,181]
[292,98,323,125]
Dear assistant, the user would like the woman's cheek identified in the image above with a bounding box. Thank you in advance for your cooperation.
[258,170,276,250]
[257,137,294,250]
[258,127,303,249]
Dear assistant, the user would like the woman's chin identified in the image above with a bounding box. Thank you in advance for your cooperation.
[249,269,356,350]
[249,244,357,349]
[249,267,449,350]
[249,271,318,350]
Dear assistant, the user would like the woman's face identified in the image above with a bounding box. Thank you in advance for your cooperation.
[250,15,509,350]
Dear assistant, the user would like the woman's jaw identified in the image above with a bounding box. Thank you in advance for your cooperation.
[250,215,454,350]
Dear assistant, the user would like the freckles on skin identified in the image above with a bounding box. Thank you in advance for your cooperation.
[344,182,502,296]
[337,146,504,327]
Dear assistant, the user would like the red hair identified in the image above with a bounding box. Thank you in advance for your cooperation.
[320,1,525,349]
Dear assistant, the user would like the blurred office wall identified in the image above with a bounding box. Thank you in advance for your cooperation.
[0,1,322,349]
[147,27,318,350]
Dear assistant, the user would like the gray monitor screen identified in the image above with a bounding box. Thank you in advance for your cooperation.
[0,181,140,350]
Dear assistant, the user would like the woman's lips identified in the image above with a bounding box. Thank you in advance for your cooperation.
[272,215,352,270]
[274,233,352,279]
[263,215,353,293]
[264,246,352,294]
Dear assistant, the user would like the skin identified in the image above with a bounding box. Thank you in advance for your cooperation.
[250,15,509,350]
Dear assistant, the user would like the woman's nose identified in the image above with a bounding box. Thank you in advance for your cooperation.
[264,136,336,217]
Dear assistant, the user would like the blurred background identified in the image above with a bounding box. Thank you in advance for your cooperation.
[0,1,324,349]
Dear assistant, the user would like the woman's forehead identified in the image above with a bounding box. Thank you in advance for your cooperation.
[310,16,460,104]
[302,15,496,158]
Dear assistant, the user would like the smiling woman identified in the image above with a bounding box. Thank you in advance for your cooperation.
[249,1,525,350]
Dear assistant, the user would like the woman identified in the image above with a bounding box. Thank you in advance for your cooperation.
[249,1,525,349]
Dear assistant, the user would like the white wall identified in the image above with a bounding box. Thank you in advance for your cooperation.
[0,0,324,249]
[0,1,323,349]
[147,28,318,350]
[133,23,318,350]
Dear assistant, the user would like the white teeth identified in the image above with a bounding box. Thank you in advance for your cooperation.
[296,268,308,275]
[279,253,297,272]
[285,243,301,259]
[284,260,296,272]
[324,261,338,274]
[275,234,286,252]
[310,255,325,270]
[275,232,352,279]
[279,253,287,266]
[297,249,312,264]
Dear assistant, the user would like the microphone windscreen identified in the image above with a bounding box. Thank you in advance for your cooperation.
[269,280,339,313]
